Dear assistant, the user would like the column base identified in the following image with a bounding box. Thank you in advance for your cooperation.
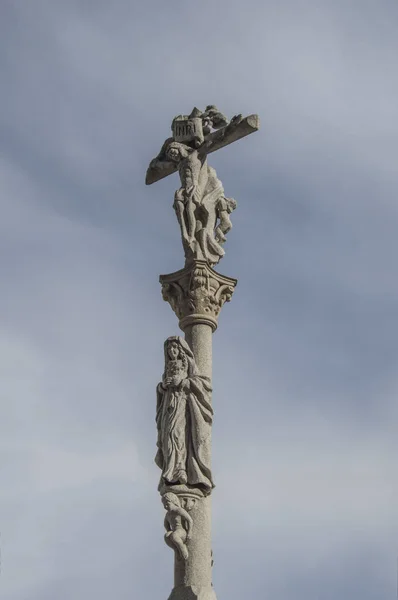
[168,585,217,600]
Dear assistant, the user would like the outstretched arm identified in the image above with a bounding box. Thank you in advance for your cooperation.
[146,115,259,185]
[200,114,259,157]
[146,137,177,185]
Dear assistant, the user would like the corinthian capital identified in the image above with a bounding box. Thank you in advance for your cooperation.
[159,260,237,332]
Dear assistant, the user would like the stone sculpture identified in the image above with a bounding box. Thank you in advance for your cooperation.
[146,105,259,600]
[155,336,214,494]
[162,492,193,561]
[147,106,257,267]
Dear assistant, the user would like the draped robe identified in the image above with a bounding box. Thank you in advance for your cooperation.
[155,371,214,492]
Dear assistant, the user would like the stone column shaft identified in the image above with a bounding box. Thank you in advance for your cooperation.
[171,321,214,599]
[171,496,214,599]
[184,324,213,380]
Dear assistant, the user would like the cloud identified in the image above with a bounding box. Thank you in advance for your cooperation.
[1,1,397,599]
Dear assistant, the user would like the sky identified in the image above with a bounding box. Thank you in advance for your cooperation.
[0,1,397,599]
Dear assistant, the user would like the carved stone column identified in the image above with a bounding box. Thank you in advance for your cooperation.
[147,105,258,600]
[158,261,237,600]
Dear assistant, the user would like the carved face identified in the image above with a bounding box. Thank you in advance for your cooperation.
[168,341,180,361]
[162,497,174,510]
[166,146,180,163]
[202,117,212,135]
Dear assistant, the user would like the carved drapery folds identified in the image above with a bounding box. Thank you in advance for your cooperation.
[155,336,214,493]
[156,337,215,561]
[146,106,260,267]
[160,261,237,332]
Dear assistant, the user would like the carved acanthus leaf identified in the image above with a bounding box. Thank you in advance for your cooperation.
[160,261,237,332]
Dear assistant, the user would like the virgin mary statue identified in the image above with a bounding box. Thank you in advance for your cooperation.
[155,336,214,493]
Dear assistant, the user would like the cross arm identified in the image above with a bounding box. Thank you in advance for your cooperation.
[145,114,260,185]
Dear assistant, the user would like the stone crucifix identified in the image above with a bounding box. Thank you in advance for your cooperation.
[146,105,259,600]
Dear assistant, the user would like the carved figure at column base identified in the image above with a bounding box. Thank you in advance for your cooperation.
[162,493,193,561]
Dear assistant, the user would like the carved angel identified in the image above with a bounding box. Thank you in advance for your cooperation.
[155,336,214,493]
[162,492,193,561]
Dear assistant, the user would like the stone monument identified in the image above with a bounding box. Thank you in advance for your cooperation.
[146,105,259,600]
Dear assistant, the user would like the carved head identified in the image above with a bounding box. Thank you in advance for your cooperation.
[164,336,198,376]
[225,197,237,214]
[162,492,181,510]
[167,340,180,361]
[166,145,180,163]
[165,141,192,163]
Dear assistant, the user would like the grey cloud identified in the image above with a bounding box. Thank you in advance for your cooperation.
[1,1,397,599]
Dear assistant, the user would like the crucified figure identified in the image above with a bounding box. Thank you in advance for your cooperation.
[146,107,259,267]
[149,125,237,265]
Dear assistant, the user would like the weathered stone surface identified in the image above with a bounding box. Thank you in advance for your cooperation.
[168,585,217,600]
[167,495,215,600]
[155,337,214,494]
[157,337,217,597]
[146,112,259,185]
[162,492,193,561]
[147,105,258,600]
[146,108,259,266]
[160,261,237,332]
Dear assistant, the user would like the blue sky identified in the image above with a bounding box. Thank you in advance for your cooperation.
[0,1,397,599]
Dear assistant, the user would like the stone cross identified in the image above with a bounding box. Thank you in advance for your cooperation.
[146,105,259,600]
